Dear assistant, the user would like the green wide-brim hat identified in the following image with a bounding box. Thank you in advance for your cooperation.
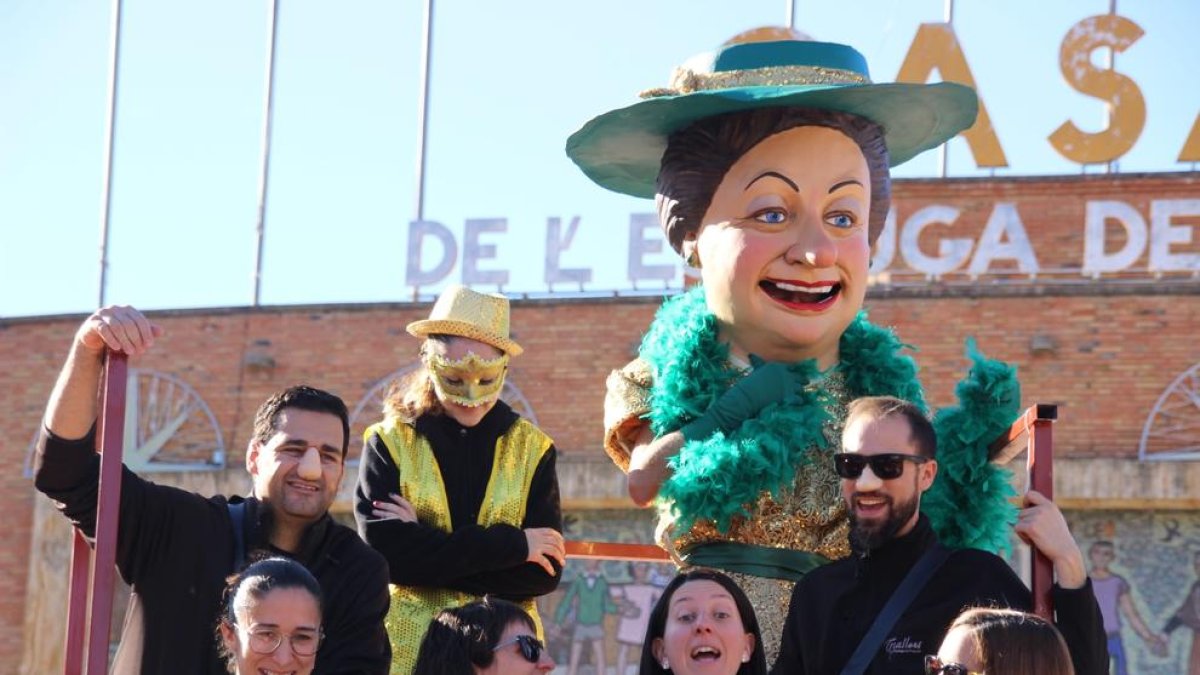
[566,39,979,198]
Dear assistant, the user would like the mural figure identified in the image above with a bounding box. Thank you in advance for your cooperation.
[613,562,662,675]
[1088,540,1168,674]
[1164,551,1200,675]
[555,560,620,675]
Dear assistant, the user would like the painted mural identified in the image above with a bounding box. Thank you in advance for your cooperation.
[540,509,674,675]
[1071,510,1200,675]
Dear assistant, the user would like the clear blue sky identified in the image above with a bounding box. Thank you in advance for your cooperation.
[2,0,1196,318]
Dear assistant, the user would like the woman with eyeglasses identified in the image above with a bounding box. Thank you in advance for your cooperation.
[412,597,555,674]
[926,608,1074,675]
[640,569,767,675]
[217,557,324,675]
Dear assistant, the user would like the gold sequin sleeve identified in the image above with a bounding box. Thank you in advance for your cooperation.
[602,358,653,472]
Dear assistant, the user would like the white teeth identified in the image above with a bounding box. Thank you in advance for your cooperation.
[772,281,835,293]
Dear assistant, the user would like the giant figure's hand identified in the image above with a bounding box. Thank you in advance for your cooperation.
[680,357,808,441]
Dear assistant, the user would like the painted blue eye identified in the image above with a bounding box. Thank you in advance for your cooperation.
[827,213,855,228]
[756,209,788,224]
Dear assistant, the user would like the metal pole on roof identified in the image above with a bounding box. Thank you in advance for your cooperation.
[414,0,435,222]
[252,0,281,306]
[97,0,125,307]
[1105,0,1117,175]
[786,0,796,29]
[937,0,955,178]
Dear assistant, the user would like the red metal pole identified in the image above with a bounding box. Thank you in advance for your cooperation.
[565,540,671,562]
[63,351,128,674]
[63,532,92,675]
[1028,416,1055,621]
[87,350,128,672]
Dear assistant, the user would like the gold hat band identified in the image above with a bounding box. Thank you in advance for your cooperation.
[640,64,870,99]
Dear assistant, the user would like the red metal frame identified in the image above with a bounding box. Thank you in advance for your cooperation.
[63,351,128,675]
[988,403,1057,620]
[564,540,670,561]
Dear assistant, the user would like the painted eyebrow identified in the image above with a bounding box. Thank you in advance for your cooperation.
[745,171,799,192]
[828,179,864,193]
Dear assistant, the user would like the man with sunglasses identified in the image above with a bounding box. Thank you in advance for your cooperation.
[771,396,1106,675]
[33,306,390,674]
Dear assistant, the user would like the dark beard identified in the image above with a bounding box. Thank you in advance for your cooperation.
[849,493,919,551]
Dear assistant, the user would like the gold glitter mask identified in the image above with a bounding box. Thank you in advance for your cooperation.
[425,351,509,407]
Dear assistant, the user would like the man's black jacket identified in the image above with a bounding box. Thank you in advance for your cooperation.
[34,427,391,674]
[771,514,1107,675]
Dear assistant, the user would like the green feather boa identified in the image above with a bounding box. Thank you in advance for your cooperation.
[639,286,1019,552]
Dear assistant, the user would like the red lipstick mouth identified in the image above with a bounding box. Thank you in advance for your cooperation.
[758,279,841,310]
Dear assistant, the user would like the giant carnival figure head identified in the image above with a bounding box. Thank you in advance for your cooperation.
[567,31,978,367]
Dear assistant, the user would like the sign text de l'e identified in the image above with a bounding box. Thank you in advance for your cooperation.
[405,197,1200,288]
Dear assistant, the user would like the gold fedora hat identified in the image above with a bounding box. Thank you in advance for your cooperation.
[406,284,523,356]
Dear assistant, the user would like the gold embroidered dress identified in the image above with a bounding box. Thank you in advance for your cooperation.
[604,357,853,656]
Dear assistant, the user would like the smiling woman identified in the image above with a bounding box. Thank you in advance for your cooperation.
[640,569,767,675]
[217,557,324,675]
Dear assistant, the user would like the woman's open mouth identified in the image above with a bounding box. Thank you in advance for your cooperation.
[758,279,841,309]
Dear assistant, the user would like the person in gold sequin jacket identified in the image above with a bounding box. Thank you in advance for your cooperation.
[354,285,564,674]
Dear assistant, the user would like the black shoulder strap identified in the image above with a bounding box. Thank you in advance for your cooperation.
[227,501,247,572]
[839,545,954,675]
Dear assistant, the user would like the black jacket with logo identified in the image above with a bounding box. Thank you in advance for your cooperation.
[34,427,391,675]
[771,514,1107,675]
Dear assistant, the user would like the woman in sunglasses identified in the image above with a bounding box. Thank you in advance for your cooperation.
[217,557,324,675]
[640,569,767,675]
[926,607,1074,675]
[412,597,556,674]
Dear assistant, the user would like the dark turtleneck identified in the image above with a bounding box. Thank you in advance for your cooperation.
[355,400,562,600]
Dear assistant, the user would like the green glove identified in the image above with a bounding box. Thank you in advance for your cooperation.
[680,357,808,441]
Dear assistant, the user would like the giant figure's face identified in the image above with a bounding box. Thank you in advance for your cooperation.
[690,125,870,368]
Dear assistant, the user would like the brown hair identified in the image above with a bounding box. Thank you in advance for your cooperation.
[655,107,890,255]
[843,396,936,459]
[946,608,1074,675]
[382,335,451,420]
[252,385,350,457]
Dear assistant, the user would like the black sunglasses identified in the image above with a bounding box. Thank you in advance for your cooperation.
[833,453,929,480]
[494,634,543,663]
[924,654,981,675]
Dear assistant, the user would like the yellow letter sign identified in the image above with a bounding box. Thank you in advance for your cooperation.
[1049,15,1146,164]
[897,22,1008,168]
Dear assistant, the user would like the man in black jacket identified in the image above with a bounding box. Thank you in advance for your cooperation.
[33,306,390,674]
[771,396,1106,675]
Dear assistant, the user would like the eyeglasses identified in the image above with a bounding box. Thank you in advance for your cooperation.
[240,626,323,656]
[493,634,544,663]
[834,453,929,480]
[924,654,982,675]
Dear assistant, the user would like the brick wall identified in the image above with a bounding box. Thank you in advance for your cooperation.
[2,172,1197,669]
